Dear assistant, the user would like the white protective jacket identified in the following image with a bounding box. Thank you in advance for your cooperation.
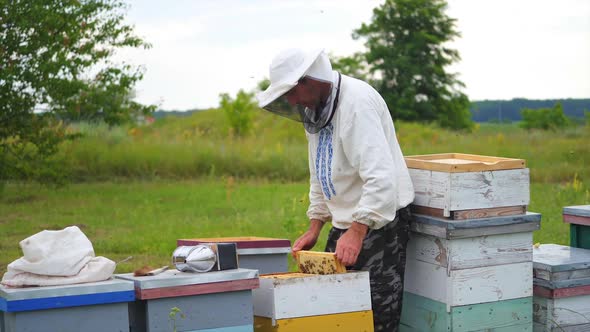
[306,73,415,230]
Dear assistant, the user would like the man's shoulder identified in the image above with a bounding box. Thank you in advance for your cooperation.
[341,74,376,93]
[338,74,386,113]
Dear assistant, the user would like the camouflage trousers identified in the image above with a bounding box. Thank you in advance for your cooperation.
[325,207,411,332]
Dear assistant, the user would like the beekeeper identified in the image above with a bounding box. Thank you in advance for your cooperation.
[256,48,415,332]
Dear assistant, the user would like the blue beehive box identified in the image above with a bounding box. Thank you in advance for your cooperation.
[0,278,135,332]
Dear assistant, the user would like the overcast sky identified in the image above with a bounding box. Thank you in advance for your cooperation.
[116,0,590,110]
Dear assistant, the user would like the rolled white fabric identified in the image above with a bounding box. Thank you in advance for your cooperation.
[1,226,115,287]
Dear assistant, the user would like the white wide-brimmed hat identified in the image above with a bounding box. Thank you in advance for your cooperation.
[257,48,330,108]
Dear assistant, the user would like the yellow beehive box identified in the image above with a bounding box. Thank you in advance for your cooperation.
[252,272,372,331]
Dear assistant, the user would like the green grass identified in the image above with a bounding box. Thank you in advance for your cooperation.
[52,111,590,185]
[1,178,588,275]
[0,179,328,275]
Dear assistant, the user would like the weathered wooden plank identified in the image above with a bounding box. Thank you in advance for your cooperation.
[405,153,526,173]
[564,214,590,226]
[533,295,590,328]
[2,302,130,332]
[252,272,371,320]
[0,279,135,313]
[401,292,532,332]
[404,259,532,308]
[400,291,450,331]
[144,290,253,331]
[135,278,259,300]
[534,321,590,332]
[533,284,590,299]
[253,311,373,332]
[449,169,530,210]
[408,169,451,213]
[447,223,540,239]
[451,297,532,331]
[564,205,590,218]
[177,237,291,249]
[407,232,532,270]
[533,244,590,274]
[412,205,526,220]
[410,212,541,239]
[488,323,533,331]
[295,251,346,274]
[534,267,590,282]
[409,168,530,217]
[115,268,258,290]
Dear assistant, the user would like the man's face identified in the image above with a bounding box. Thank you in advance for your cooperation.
[285,78,321,110]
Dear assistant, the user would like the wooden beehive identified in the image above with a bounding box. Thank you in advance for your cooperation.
[532,244,590,331]
[0,279,135,332]
[177,236,291,274]
[400,212,541,331]
[253,272,373,331]
[405,153,529,218]
[116,268,259,332]
[563,205,590,249]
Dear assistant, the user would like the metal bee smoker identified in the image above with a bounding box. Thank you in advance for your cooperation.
[172,243,238,272]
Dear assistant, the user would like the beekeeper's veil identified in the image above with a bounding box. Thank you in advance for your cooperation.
[256,48,340,134]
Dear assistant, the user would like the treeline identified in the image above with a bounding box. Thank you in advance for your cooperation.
[470,98,590,123]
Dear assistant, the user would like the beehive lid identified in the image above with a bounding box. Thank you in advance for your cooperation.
[563,205,590,217]
[411,212,541,239]
[404,153,526,172]
[115,268,258,289]
[177,236,291,250]
[533,244,590,273]
[0,279,135,312]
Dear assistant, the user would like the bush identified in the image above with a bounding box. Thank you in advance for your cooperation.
[219,90,257,137]
[520,103,569,131]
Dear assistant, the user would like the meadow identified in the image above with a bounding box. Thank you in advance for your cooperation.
[1,109,589,274]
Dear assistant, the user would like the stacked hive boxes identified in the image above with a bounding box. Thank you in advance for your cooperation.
[0,279,135,332]
[401,153,540,331]
[563,205,590,249]
[177,237,291,274]
[532,244,590,331]
[252,272,373,332]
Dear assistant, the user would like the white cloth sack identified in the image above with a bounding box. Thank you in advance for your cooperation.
[1,226,115,287]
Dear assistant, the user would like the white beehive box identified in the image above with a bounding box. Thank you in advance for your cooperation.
[405,153,529,218]
[253,272,371,324]
[401,212,541,331]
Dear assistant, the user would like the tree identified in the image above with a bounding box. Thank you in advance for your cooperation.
[351,0,473,130]
[1,0,152,186]
[330,52,370,83]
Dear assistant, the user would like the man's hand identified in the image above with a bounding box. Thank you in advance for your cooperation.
[335,222,368,266]
[292,219,325,258]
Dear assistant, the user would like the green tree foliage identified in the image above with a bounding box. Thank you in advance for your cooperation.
[219,90,257,137]
[330,52,370,82]
[350,0,473,130]
[1,0,152,186]
[520,103,570,131]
